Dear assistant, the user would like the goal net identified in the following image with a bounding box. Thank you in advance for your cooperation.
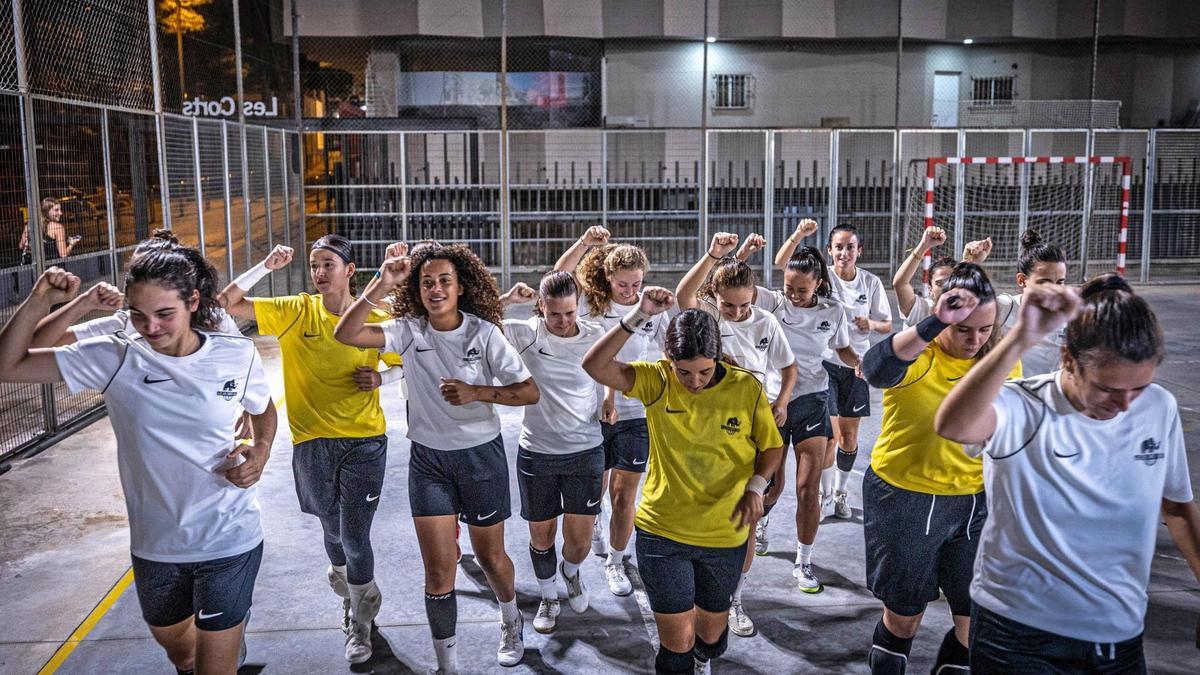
[903,155,1132,285]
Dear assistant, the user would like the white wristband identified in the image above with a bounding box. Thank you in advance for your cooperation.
[379,366,403,385]
[233,260,271,292]
[623,306,652,332]
[744,475,769,496]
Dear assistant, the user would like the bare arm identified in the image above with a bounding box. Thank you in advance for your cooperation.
[224,401,278,489]
[218,245,294,321]
[1162,499,1200,585]
[676,233,739,311]
[0,269,79,383]
[31,282,124,347]
[583,287,675,393]
[48,225,74,258]
[554,226,609,273]
[773,218,819,270]
[333,275,391,349]
[735,233,764,262]
[441,377,540,407]
[836,345,860,369]
[893,227,945,317]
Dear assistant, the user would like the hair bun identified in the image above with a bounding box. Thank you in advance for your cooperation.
[1080,273,1132,299]
[1019,229,1043,251]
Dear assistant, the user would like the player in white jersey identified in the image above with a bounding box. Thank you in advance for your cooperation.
[992,229,1069,376]
[891,226,994,329]
[0,246,277,675]
[335,243,539,675]
[554,226,672,598]
[936,275,1200,672]
[502,271,606,634]
[676,232,796,637]
[753,241,860,594]
[774,221,891,519]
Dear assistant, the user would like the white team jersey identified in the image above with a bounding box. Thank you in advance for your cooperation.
[699,300,794,402]
[969,372,1193,643]
[825,267,891,361]
[580,295,672,421]
[995,293,1063,377]
[54,332,271,563]
[72,308,242,340]
[504,317,605,455]
[382,312,531,451]
[754,287,851,397]
[899,295,933,329]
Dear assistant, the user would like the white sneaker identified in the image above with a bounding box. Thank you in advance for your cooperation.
[560,561,589,613]
[591,518,607,556]
[345,620,372,664]
[532,599,560,634]
[605,562,633,597]
[497,613,524,666]
[754,515,770,556]
[694,656,712,674]
[340,598,351,634]
[727,599,755,637]
[794,563,824,594]
[819,490,834,521]
[833,491,852,519]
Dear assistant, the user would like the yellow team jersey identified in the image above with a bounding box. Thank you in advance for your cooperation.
[628,360,784,548]
[254,294,401,444]
[871,341,1022,495]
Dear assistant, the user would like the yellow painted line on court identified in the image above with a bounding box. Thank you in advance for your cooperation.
[38,394,288,673]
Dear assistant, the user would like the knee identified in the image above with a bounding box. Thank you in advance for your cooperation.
[839,431,859,451]
[883,610,922,639]
[609,483,636,511]
[796,482,819,507]
[424,563,457,594]
[473,545,510,576]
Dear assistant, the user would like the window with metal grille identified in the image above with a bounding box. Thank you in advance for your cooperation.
[971,76,1015,104]
[712,74,751,109]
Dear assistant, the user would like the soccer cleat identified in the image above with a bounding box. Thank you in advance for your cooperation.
[591,518,607,556]
[344,620,372,664]
[560,561,590,613]
[497,612,525,666]
[532,599,560,634]
[727,599,755,637]
[793,563,824,594]
[754,514,770,556]
[833,491,852,519]
[605,562,633,596]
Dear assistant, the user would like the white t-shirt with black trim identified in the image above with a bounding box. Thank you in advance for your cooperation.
[71,308,242,341]
[968,372,1193,643]
[579,295,673,422]
[826,267,891,362]
[699,301,795,402]
[754,288,851,397]
[899,295,933,329]
[54,332,271,563]
[995,293,1063,377]
[381,312,531,451]
[504,317,605,456]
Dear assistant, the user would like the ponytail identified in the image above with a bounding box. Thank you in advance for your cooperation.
[785,246,833,297]
[1066,274,1163,367]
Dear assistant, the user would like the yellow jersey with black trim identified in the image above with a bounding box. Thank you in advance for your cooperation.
[628,359,784,548]
[254,293,401,444]
[871,341,1021,495]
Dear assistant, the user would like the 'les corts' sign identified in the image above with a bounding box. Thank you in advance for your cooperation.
[182,96,280,118]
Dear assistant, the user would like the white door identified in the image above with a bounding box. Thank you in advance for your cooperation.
[933,72,960,127]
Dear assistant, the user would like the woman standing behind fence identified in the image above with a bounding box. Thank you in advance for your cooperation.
[20,198,80,263]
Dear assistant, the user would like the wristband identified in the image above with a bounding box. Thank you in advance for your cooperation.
[915,314,950,342]
[744,475,769,496]
[707,251,723,261]
[232,260,271,292]
[379,366,403,385]
[623,306,652,332]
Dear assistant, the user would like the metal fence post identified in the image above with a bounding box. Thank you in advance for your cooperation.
[233,0,253,272]
[279,129,291,293]
[888,129,899,277]
[292,0,306,293]
[1018,128,1032,238]
[146,0,171,230]
[762,130,775,287]
[1140,130,1156,283]
[100,111,119,281]
[498,0,512,288]
[1078,129,1096,282]
[221,121,235,281]
[193,117,206,257]
[953,129,965,259]
[262,126,273,295]
[399,133,409,242]
[827,130,839,245]
[601,129,608,231]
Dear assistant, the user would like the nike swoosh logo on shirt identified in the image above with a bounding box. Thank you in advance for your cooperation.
[415,347,435,352]
[806,423,821,431]
[197,610,223,620]
[538,348,553,357]
[665,407,686,413]
[477,510,498,520]
[303,331,320,338]
[1053,449,1082,458]
[852,404,866,412]
[946,375,963,382]
[366,494,379,502]
[586,498,601,507]
[143,376,171,384]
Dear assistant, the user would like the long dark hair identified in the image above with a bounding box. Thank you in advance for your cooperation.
[664,309,723,362]
[533,270,578,318]
[1018,229,1067,276]
[124,244,222,331]
[786,246,833,298]
[1066,274,1163,367]
[941,261,996,305]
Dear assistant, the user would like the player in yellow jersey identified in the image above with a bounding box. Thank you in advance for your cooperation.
[219,235,401,664]
[583,288,784,674]
[859,262,1019,675]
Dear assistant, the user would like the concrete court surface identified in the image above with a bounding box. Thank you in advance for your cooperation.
[1,286,1199,674]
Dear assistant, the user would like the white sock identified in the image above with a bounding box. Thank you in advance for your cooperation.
[561,559,581,580]
[820,467,835,496]
[433,635,458,673]
[606,543,627,567]
[536,576,557,601]
[797,542,814,566]
[499,597,520,624]
[733,572,749,602]
[332,564,348,579]
[834,467,851,494]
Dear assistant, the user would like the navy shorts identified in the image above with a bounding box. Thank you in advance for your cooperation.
[862,467,985,617]
[970,603,1146,674]
[409,435,511,526]
[778,391,832,447]
[517,446,605,522]
[131,541,263,632]
[602,418,650,473]
[824,362,871,417]
[635,529,745,615]
[293,435,388,516]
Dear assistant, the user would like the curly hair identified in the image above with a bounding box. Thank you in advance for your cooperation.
[697,257,755,303]
[576,243,649,316]
[392,243,503,326]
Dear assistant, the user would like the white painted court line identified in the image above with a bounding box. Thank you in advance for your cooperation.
[625,563,659,649]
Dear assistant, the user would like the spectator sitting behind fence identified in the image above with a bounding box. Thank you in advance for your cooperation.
[20,198,80,264]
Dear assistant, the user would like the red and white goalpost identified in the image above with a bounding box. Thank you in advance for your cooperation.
[912,154,1133,279]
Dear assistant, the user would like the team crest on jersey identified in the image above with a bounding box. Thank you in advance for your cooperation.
[721,416,741,436]
[855,293,868,305]
[217,379,238,401]
[817,320,832,331]
[756,337,769,351]
[1134,437,1163,466]
[463,346,482,364]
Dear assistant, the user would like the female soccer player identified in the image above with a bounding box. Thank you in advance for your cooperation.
[0,250,276,675]
[583,289,784,674]
[554,226,673,597]
[502,271,606,634]
[219,235,401,664]
[675,232,796,637]
[334,243,539,675]
[891,226,993,329]
[992,229,1070,376]
[859,263,1019,675]
[775,222,891,519]
[936,276,1200,673]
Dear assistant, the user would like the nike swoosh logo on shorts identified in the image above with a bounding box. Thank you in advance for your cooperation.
[853,404,866,412]
[366,494,379,502]
[197,610,223,620]
[477,510,498,520]
[632,459,646,465]
[586,498,601,507]
[806,423,821,431]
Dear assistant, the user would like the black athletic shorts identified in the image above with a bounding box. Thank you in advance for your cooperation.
[293,435,388,516]
[778,391,831,447]
[602,418,650,473]
[408,435,511,526]
[824,362,871,418]
[970,603,1146,674]
[862,466,985,617]
[131,541,263,632]
[517,446,605,522]
[635,529,745,615]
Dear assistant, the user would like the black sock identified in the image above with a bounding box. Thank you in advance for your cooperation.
[693,628,730,662]
[177,670,194,675]
[654,645,695,674]
[529,543,558,581]
[836,447,857,471]
[424,590,457,640]
[869,619,913,675]
[933,627,969,671]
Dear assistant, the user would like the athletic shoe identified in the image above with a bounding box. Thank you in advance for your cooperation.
[694,657,712,674]
[605,562,632,597]
[532,599,560,634]
[793,563,823,594]
[819,490,834,521]
[591,518,607,556]
[833,491,852,519]
[754,514,770,556]
[340,598,351,634]
[727,599,755,637]
[455,521,463,563]
[497,613,524,666]
[868,644,908,674]
[560,561,589,613]
[345,620,372,664]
